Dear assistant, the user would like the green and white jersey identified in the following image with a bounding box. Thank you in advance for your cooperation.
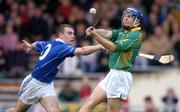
[109,27,142,72]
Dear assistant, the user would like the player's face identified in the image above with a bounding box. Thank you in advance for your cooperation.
[122,12,135,28]
[62,27,75,45]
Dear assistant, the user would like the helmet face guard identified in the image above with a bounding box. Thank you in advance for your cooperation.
[121,8,143,29]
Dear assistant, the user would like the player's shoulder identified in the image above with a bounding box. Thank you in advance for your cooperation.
[53,40,76,50]
[112,27,123,32]
[111,28,123,37]
[49,39,66,46]
[129,30,141,38]
[41,40,56,44]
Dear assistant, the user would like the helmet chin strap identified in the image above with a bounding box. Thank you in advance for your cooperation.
[123,18,140,30]
[133,18,140,27]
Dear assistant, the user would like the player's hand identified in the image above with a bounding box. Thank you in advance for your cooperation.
[86,26,96,37]
[21,40,33,53]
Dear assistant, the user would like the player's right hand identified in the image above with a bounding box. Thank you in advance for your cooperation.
[86,26,95,37]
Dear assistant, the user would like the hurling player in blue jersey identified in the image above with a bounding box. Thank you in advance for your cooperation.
[5,24,104,112]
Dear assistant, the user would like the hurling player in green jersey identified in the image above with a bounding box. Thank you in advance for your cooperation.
[79,7,143,112]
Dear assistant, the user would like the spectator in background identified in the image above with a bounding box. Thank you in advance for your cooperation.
[80,76,92,102]
[145,3,163,34]
[57,0,73,19]
[141,0,154,14]
[162,88,179,112]
[62,56,79,76]
[67,6,77,24]
[13,16,26,40]
[96,51,109,73]
[101,1,120,28]
[58,81,80,102]
[158,0,169,18]
[19,1,34,25]
[28,6,48,40]
[134,56,148,70]
[73,8,88,26]
[0,47,6,78]
[99,18,110,29]
[6,41,30,78]
[53,12,66,33]
[163,10,179,38]
[79,40,98,73]
[0,25,18,54]
[141,26,172,56]
[0,13,6,35]
[75,23,92,44]
[72,0,93,11]
[144,96,158,112]
[163,10,180,65]
[5,1,20,23]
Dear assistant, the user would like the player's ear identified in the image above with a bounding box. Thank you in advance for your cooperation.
[59,33,63,37]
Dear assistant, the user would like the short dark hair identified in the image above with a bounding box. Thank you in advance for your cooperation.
[57,24,74,34]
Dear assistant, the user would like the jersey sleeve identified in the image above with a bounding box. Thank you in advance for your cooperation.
[110,29,119,41]
[66,45,76,57]
[110,28,122,41]
[114,31,141,52]
[35,41,48,52]
[57,44,76,58]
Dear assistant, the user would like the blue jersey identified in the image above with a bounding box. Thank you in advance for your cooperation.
[31,39,76,83]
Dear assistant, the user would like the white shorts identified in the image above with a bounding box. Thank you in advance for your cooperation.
[98,69,132,100]
[19,75,56,105]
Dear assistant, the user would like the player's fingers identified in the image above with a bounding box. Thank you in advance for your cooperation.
[88,26,94,31]
[86,31,90,36]
[86,28,91,34]
[22,40,31,47]
[86,26,93,31]
[22,40,31,46]
[22,40,28,44]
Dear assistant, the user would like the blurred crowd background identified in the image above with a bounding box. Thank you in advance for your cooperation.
[0,0,179,112]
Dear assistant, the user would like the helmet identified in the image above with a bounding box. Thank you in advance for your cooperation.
[122,7,144,27]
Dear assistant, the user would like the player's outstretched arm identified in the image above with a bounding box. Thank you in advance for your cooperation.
[21,40,36,53]
[86,27,117,52]
[74,44,103,56]
[94,29,112,39]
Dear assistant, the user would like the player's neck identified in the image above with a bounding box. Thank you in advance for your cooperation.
[123,27,141,33]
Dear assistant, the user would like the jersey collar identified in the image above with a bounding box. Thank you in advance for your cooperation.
[124,27,141,33]
[56,38,65,43]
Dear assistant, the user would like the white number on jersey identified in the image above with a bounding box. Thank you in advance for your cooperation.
[39,44,52,60]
